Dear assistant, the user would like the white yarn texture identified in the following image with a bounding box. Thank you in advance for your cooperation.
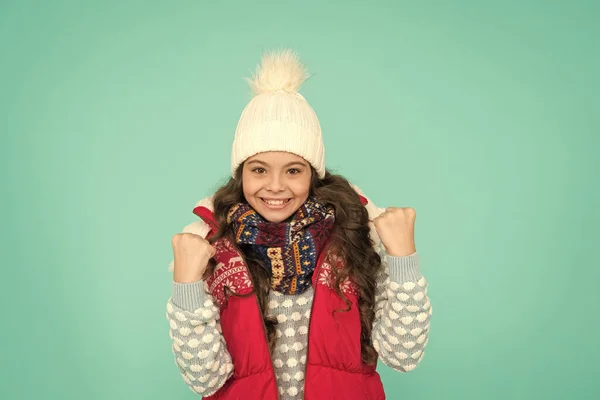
[231,49,325,178]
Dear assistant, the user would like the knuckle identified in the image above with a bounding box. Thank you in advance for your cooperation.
[171,233,182,246]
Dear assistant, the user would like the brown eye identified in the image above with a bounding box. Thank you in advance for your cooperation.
[288,168,301,175]
[252,167,266,174]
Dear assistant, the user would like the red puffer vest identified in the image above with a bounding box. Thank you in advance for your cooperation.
[193,196,385,400]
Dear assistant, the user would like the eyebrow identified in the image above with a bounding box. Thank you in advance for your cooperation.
[246,160,308,168]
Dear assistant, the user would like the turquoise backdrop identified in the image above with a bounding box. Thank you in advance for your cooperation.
[2,0,598,399]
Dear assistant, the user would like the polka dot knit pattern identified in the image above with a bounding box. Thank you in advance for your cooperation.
[166,249,432,398]
[166,296,234,396]
[269,289,313,398]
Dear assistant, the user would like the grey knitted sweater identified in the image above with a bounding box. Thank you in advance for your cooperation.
[166,244,432,399]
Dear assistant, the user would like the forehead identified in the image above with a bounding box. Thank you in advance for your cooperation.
[246,151,309,165]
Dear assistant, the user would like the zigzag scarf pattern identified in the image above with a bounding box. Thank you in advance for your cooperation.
[227,197,335,295]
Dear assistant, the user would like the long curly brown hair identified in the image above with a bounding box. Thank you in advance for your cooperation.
[204,164,383,365]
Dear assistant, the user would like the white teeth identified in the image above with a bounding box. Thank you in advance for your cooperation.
[263,199,288,205]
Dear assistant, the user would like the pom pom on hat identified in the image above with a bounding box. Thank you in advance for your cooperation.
[246,49,311,96]
[231,49,325,179]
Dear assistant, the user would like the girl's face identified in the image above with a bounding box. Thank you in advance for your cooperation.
[242,151,312,223]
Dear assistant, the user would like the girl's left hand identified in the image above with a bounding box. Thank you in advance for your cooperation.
[372,207,417,257]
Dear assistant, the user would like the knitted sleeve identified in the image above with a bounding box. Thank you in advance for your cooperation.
[166,280,234,396]
[371,247,433,372]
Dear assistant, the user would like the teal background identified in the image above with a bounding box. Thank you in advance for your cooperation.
[2,0,598,399]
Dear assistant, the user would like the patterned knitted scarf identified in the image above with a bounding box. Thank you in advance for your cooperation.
[227,197,335,295]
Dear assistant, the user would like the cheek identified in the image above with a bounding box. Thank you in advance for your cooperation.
[241,173,258,197]
[291,176,311,197]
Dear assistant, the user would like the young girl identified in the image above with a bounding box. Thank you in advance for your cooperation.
[166,49,432,400]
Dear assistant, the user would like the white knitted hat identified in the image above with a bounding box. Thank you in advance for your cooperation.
[231,49,325,178]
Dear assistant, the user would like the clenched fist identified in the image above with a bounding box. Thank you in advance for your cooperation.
[372,207,417,257]
[172,233,216,283]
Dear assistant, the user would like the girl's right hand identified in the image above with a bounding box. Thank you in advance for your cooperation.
[172,233,217,283]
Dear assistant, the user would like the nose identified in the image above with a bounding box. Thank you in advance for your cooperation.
[266,174,285,192]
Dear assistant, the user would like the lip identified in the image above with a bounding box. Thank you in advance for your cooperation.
[260,197,292,210]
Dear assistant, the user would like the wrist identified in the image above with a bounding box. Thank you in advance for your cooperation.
[173,271,204,284]
[385,244,416,257]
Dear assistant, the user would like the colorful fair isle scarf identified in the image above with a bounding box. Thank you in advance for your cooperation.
[227,197,335,295]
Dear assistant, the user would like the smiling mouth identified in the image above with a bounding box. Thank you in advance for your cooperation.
[260,198,292,208]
